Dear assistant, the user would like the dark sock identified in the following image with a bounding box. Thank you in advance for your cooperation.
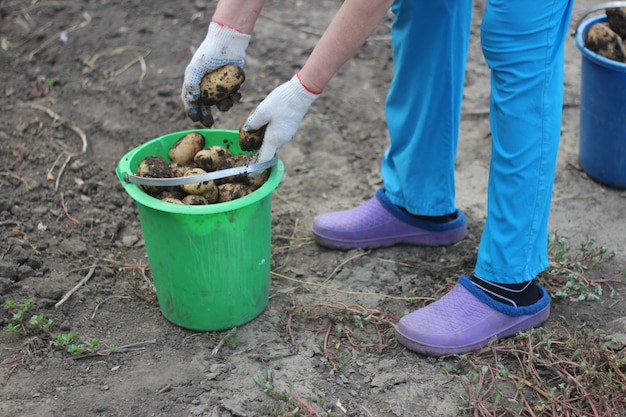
[414,211,458,224]
[471,274,540,308]
[382,188,458,224]
[399,207,459,224]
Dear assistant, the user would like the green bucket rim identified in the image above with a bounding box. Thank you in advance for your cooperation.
[116,129,284,215]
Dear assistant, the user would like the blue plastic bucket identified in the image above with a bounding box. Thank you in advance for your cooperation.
[575,14,626,189]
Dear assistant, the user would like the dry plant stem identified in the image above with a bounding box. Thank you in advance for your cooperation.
[3,356,25,383]
[60,193,80,224]
[83,45,151,85]
[11,1,78,16]
[323,250,371,283]
[91,295,131,319]
[0,220,21,227]
[68,339,157,361]
[55,266,96,309]
[459,325,626,417]
[0,172,29,189]
[28,12,92,60]
[359,405,375,417]
[54,153,72,192]
[286,301,399,368]
[271,218,300,267]
[108,51,149,87]
[322,320,338,368]
[291,392,322,417]
[1,21,53,49]
[12,102,88,153]
[211,328,237,356]
[46,152,65,178]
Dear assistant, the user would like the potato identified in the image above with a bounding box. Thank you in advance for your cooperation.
[199,64,245,106]
[180,167,218,196]
[136,155,172,195]
[182,195,208,205]
[213,153,251,184]
[169,132,205,163]
[585,22,626,63]
[607,7,626,40]
[137,155,171,178]
[169,162,194,178]
[161,187,187,200]
[201,180,219,203]
[215,92,242,112]
[246,168,270,188]
[161,196,184,205]
[194,146,233,172]
[217,182,257,203]
[239,110,267,151]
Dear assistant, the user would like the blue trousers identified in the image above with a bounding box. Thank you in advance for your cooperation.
[383,0,574,284]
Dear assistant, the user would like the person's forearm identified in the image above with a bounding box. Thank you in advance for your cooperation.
[298,0,393,93]
[212,0,266,34]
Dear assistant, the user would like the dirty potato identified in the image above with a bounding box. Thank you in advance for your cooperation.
[214,153,251,184]
[182,194,209,205]
[162,186,187,201]
[585,22,626,63]
[199,64,245,106]
[246,168,270,188]
[137,155,171,178]
[239,110,267,151]
[168,132,205,163]
[161,196,184,205]
[217,182,256,203]
[137,155,172,195]
[168,162,194,178]
[194,146,233,172]
[180,167,218,196]
[201,179,219,203]
[607,7,626,40]
[215,92,242,112]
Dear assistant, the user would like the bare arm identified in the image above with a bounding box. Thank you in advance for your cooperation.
[212,0,266,33]
[298,0,393,93]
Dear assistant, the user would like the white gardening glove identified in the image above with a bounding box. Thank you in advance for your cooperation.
[244,74,321,164]
[181,22,251,126]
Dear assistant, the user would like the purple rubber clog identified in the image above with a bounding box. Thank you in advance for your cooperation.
[395,275,551,356]
[311,189,467,250]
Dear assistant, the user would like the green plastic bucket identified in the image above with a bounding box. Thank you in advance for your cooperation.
[116,129,284,331]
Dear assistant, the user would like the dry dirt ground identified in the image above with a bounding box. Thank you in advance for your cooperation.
[1,0,626,416]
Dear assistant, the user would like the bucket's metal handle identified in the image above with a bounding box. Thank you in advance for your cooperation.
[571,1,626,37]
[123,155,278,187]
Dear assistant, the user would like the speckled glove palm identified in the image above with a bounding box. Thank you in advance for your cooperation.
[243,74,321,164]
[181,22,251,126]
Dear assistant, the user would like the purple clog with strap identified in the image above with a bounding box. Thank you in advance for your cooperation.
[311,188,467,250]
[395,275,551,356]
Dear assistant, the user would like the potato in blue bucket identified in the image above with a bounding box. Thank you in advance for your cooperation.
[576,9,626,189]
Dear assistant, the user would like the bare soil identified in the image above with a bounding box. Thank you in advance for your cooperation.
[1,1,625,416]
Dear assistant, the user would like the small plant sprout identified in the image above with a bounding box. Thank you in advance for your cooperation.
[4,299,54,336]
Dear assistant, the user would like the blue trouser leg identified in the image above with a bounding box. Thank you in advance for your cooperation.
[475,0,574,284]
[383,0,473,216]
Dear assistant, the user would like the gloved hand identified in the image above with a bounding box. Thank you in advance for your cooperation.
[243,74,321,164]
[181,22,251,126]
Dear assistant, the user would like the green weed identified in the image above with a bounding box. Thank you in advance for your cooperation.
[4,299,115,356]
[253,369,337,417]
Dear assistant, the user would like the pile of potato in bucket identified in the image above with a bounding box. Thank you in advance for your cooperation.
[136,64,269,205]
[585,7,626,63]
[136,131,267,205]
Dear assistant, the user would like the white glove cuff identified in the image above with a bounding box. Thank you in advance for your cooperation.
[283,74,321,112]
[206,21,251,67]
